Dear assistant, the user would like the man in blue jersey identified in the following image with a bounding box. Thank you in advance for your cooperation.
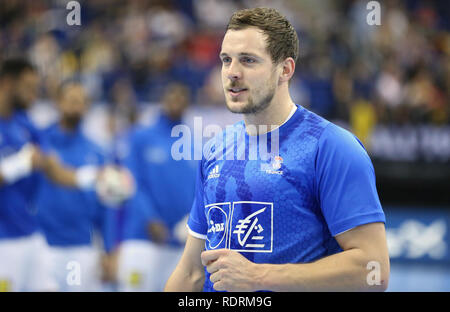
[0,59,57,292]
[117,83,197,291]
[165,7,389,292]
[35,82,116,291]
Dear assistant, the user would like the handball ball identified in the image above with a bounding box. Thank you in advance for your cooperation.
[96,165,135,207]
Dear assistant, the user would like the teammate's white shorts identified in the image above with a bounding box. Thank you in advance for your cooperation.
[117,240,183,292]
[0,232,58,292]
[48,245,102,292]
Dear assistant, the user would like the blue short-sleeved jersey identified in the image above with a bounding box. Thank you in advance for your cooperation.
[0,114,38,238]
[35,123,115,250]
[187,104,385,292]
[14,109,50,152]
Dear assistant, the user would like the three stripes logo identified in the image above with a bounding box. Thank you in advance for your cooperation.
[207,165,220,180]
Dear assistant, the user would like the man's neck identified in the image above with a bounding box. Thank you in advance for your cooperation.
[243,89,295,136]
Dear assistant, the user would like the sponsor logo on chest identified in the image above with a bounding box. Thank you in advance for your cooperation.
[205,201,273,253]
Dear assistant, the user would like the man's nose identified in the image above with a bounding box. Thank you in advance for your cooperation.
[227,61,242,81]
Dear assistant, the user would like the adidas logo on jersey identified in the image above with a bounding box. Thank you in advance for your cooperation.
[207,165,220,180]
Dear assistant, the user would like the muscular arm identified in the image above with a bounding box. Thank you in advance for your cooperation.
[203,222,390,292]
[164,234,206,292]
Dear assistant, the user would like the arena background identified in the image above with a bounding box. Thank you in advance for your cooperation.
[1,0,450,291]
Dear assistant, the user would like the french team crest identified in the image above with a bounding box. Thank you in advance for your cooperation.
[271,155,283,170]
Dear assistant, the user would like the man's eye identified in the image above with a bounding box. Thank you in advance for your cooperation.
[242,57,255,64]
[222,57,231,64]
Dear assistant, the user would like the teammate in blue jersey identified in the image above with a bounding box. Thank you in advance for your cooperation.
[117,83,197,291]
[165,7,390,292]
[99,78,141,287]
[0,58,57,291]
[35,82,116,291]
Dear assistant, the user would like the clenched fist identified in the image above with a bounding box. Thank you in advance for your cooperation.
[201,249,263,292]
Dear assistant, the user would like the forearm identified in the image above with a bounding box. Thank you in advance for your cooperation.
[164,265,205,292]
[44,162,77,187]
[43,156,98,189]
[254,248,389,292]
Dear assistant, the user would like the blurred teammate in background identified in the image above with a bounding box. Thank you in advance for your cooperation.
[0,58,57,291]
[117,83,197,291]
[4,57,104,195]
[0,57,132,291]
[35,82,116,291]
[99,77,141,289]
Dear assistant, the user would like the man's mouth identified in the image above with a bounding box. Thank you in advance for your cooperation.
[228,87,248,96]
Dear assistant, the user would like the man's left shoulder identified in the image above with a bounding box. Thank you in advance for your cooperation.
[320,122,367,153]
[291,106,331,141]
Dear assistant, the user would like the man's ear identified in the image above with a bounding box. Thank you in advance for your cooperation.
[279,57,296,83]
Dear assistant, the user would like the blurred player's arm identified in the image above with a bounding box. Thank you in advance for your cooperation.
[94,198,120,283]
[41,154,98,189]
[101,247,119,283]
[0,143,43,186]
[202,222,389,292]
[164,234,206,292]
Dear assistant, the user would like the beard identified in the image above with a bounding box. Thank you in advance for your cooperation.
[225,79,277,115]
[11,94,29,111]
[62,114,82,129]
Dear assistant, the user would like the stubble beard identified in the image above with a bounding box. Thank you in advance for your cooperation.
[225,81,277,115]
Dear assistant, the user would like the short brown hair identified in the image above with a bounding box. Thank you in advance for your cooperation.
[226,7,299,65]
